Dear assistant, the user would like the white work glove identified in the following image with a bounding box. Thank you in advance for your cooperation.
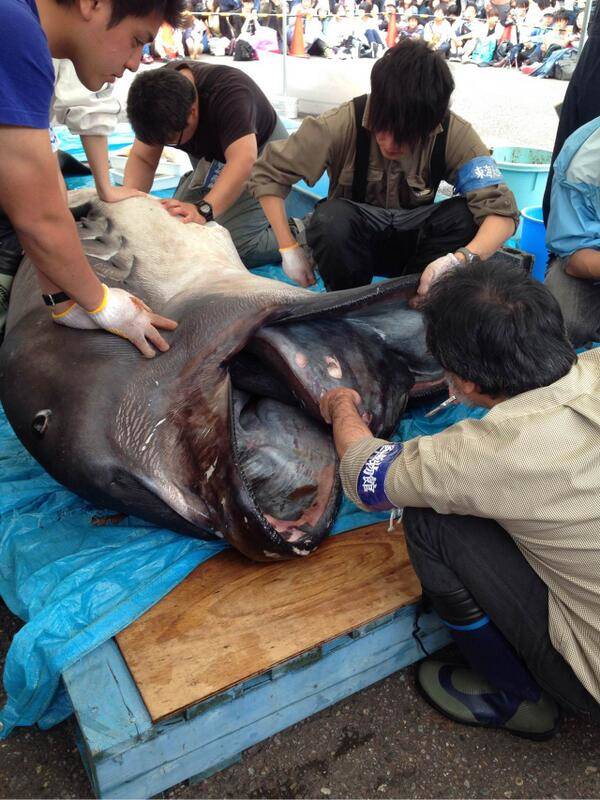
[416,252,462,300]
[280,243,316,287]
[88,284,178,358]
[52,284,177,358]
[52,302,99,330]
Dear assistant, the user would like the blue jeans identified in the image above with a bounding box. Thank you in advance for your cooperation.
[403,506,600,719]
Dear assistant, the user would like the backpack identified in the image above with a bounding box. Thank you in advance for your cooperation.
[233,39,258,60]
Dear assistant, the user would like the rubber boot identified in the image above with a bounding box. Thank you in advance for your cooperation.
[417,587,560,739]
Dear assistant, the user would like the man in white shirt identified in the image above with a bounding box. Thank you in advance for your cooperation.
[52,59,140,203]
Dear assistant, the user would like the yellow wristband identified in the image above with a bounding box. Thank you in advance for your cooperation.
[87,284,109,316]
[279,243,300,254]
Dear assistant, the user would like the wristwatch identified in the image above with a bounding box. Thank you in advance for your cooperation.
[196,200,214,222]
[455,247,481,266]
[42,291,70,307]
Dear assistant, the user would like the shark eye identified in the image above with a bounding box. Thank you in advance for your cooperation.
[32,409,52,437]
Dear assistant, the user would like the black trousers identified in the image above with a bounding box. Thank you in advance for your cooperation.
[403,507,600,720]
[305,196,478,291]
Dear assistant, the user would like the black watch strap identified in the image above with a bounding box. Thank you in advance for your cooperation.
[42,291,71,307]
[456,247,481,266]
[196,200,214,222]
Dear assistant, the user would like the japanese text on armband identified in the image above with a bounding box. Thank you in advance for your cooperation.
[357,442,404,510]
[455,156,504,195]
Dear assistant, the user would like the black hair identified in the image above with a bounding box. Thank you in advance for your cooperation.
[369,39,454,147]
[55,0,185,27]
[127,67,196,145]
[515,0,529,9]
[554,9,570,23]
[421,261,577,398]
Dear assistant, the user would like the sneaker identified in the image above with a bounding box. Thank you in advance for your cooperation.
[417,660,560,740]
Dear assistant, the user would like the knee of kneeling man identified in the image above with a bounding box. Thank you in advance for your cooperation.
[307,199,355,241]
[452,202,479,237]
[428,198,476,238]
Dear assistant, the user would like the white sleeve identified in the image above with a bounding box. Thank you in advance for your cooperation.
[51,59,120,137]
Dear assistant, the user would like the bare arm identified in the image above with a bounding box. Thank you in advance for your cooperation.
[123,138,163,193]
[565,249,600,279]
[259,195,297,248]
[161,134,260,223]
[459,213,516,262]
[204,133,258,216]
[320,388,372,460]
[0,126,104,309]
[81,135,143,202]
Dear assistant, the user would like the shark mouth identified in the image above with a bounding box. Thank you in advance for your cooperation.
[221,283,442,561]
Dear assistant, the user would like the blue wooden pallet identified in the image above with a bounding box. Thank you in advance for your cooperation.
[63,604,449,798]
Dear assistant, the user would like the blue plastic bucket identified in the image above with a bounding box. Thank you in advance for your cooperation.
[492,146,552,247]
[520,205,549,282]
[491,146,552,210]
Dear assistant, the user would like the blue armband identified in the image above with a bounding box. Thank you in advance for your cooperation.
[356,443,404,511]
[454,156,504,195]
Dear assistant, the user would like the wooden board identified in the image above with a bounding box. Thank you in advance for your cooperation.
[116,522,422,723]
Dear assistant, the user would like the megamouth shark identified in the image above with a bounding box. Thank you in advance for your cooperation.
[0,194,442,561]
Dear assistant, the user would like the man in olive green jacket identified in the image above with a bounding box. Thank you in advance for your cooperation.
[247,39,519,296]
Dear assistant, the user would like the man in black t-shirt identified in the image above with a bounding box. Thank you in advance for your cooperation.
[124,61,287,268]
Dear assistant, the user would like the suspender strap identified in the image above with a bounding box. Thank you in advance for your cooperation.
[430,112,450,194]
[351,93,370,204]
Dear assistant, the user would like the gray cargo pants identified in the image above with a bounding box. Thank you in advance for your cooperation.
[545,256,600,347]
[174,116,288,269]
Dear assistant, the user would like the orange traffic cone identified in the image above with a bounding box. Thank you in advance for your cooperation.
[289,12,307,56]
[386,10,397,48]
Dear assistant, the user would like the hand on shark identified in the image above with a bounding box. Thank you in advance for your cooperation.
[410,252,462,308]
[160,198,207,225]
[53,284,178,358]
[279,242,316,287]
[320,388,373,460]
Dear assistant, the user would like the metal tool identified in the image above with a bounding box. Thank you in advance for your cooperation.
[424,394,457,418]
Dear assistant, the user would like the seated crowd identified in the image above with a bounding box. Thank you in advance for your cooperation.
[145,0,584,73]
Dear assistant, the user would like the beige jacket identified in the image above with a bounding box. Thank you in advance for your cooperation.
[340,348,600,703]
[247,99,520,228]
